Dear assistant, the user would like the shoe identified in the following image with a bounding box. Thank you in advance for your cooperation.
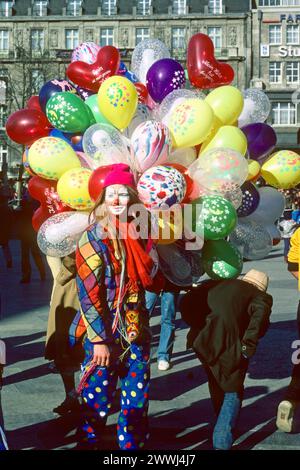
[53,396,81,415]
[158,360,171,371]
[276,400,296,433]
[20,278,30,284]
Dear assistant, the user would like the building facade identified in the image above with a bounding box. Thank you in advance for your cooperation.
[1,0,251,177]
[252,0,300,150]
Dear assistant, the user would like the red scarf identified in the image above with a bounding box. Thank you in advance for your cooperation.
[108,221,165,294]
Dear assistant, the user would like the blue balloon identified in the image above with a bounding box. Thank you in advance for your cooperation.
[237,181,260,218]
[49,129,83,152]
[39,78,76,112]
[125,69,139,83]
[118,61,128,76]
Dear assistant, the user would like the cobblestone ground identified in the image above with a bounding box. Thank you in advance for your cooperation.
[0,241,299,450]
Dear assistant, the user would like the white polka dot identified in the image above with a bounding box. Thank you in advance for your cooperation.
[137,383,143,389]
[127,399,130,405]
[121,400,125,405]
[124,427,127,432]
[88,393,94,399]
[119,435,125,441]
[100,411,106,417]
[83,397,87,403]
[103,380,108,386]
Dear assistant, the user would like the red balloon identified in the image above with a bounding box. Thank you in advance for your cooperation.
[88,165,114,201]
[6,109,50,145]
[187,33,234,89]
[134,82,149,104]
[165,163,195,203]
[67,46,120,93]
[27,95,43,112]
[28,176,72,231]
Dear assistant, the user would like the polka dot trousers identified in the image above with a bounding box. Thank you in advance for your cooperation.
[80,340,150,450]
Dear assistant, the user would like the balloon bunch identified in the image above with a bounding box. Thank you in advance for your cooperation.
[6,35,299,279]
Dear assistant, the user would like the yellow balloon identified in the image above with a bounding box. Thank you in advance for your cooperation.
[200,126,248,156]
[261,150,300,189]
[205,86,244,125]
[57,168,93,210]
[28,137,81,180]
[168,99,214,149]
[98,76,138,131]
[247,159,261,182]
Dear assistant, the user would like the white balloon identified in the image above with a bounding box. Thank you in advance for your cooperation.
[131,39,170,85]
[230,219,273,260]
[168,147,197,167]
[238,88,271,127]
[123,104,152,139]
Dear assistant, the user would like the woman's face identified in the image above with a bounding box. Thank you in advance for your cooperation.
[105,184,130,217]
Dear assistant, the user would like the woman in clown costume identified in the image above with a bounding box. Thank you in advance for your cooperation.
[70,163,163,450]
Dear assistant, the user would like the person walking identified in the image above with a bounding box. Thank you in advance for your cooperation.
[180,270,273,450]
[70,164,163,450]
[0,192,13,269]
[0,339,8,450]
[276,227,300,432]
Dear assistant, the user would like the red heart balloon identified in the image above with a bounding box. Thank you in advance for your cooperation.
[187,33,234,89]
[6,108,50,145]
[28,176,72,231]
[67,46,120,93]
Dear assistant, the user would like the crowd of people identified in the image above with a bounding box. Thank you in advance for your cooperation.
[0,168,300,451]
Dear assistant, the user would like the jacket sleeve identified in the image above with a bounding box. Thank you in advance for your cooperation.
[288,228,300,271]
[241,293,273,358]
[76,229,108,343]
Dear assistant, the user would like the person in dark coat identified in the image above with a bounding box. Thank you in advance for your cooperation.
[0,193,13,269]
[180,270,273,450]
[17,190,46,283]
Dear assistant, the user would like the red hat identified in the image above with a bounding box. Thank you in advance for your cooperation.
[102,163,135,189]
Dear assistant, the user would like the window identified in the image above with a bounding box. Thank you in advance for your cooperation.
[172,27,186,51]
[137,0,151,15]
[287,25,300,45]
[31,29,44,51]
[208,0,222,14]
[259,0,300,4]
[287,62,300,84]
[0,105,6,128]
[65,29,79,49]
[0,30,8,51]
[269,62,282,83]
[207,26,222,49]
[33,0,48,16]
[0,1,13,17]
[102,0,116,15]
[172,0,187,14]
[100,28,114,46]
[135,28,150,45]
[31,70,45,95]
[269,25,282,45]
[272,102,296,125]
[0,80,6,104]
[0,144,7,165]
[66,0,81,16]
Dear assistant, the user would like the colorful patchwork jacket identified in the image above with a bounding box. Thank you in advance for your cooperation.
[69,223,150,347]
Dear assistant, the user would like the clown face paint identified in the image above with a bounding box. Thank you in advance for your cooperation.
[105,184,130,216]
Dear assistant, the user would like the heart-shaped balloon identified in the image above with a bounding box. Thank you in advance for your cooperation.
[28,176,72,231]
[187,33,234,89]
[67,46,120,92]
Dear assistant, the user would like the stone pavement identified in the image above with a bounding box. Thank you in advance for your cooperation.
[0,240,300,450]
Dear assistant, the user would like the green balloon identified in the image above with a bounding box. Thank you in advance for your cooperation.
[85,94,111,125]
[192,195,237,240]
[46,92,95,133]
[202,239,243,280]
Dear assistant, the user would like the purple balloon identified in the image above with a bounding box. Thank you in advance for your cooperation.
[75,85,95,101]
[39,78,76,112]
[146,58,186,103]
[242,123,277,163]
[237,181,260,218]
